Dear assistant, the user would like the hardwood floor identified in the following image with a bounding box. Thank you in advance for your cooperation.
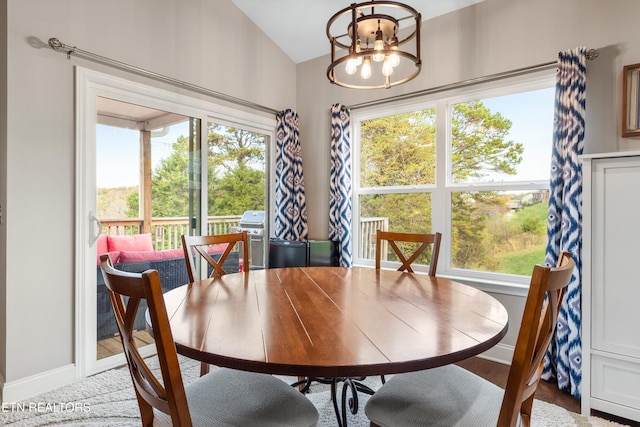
[96,330,154,360]
[457,357,640,427]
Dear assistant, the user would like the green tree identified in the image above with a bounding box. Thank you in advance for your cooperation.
[207,125,265,215]
[451,101,522,182]
[126,125,265,218]
[209,164,265,214]
[152,135,190,217]
[449,101,522,269]
[361,109,436,187]
[125,135,190,218]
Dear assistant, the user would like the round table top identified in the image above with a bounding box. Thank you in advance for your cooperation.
[163,266,509,378]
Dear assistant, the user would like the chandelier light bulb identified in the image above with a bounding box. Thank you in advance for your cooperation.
[373,20,385,62]
[389,51,400,68]
[345,57,358,75]
[361,56,372,79]
[389,34,400,67]
[382,56,394,77]
[355,42,363,66]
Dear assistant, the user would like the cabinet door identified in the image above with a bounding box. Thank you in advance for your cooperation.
[591,157,640,358]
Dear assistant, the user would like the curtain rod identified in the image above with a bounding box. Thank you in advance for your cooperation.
[47,37,281,115]
[346,48,599,111]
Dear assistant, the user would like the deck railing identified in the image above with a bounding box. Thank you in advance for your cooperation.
[100,216,388,255]
[100,216,242,250]
[359,217,389,260]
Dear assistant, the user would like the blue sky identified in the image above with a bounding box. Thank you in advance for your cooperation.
[96,121,187,188]
[481,87,555,182]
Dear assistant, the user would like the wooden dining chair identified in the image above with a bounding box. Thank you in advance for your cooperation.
[181,231,250,283]
[365,251,575,427]
[99,254,319,427]
[375,230,442,276]
[182,232,250,375]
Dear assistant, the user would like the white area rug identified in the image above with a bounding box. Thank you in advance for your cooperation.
[0,357,629,426]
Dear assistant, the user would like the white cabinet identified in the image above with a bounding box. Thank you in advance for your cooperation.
[582,152,640,422]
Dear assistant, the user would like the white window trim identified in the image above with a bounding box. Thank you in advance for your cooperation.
[351,71,555,295]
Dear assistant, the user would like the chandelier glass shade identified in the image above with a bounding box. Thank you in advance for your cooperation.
[327,1,421,89]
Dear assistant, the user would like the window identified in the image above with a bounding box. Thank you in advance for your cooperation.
[353,74,555,283]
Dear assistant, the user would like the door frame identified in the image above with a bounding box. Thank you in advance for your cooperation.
[76,67,276,378]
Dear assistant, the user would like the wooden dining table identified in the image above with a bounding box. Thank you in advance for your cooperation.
[162,266,509,426]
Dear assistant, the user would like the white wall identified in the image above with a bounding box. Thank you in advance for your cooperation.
[296,0,640,355]
[3,0,296,398]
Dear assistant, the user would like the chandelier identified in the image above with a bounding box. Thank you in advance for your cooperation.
[326,1,421,89]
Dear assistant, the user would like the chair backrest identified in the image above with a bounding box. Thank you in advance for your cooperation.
[181,231,249,283]
[375,230,442,276]
[99,254,192,426]
[498,251,575,427]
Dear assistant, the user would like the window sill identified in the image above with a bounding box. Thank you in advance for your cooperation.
[436,273,529,297]
[351,262,529,297]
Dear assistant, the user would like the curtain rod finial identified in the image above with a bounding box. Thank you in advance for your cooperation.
[48,38,62,50]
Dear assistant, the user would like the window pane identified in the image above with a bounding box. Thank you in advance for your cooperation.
[359,193,432,261]
[206,123,268,268]
[360,109,436,187]
[450,190,549,274]
[451,88,554,183]
[206,123,267,219]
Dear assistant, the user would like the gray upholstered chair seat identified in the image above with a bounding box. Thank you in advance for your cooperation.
[154,367,318,427]
[365,364,514,427]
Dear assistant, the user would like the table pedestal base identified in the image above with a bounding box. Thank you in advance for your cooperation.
[292,376,378,427]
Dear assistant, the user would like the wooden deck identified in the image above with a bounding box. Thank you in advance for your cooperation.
[97,330,154,359]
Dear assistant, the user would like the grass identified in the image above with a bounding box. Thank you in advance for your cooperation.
[493,203,548,275]
[497,244,546,276]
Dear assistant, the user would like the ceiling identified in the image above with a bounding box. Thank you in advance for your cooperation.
[231,0,485,64]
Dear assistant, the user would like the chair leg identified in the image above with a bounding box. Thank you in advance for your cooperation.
[297,376,307,391]
[520,394,534,427]
[200,362,210,376]
[135,390,155,426]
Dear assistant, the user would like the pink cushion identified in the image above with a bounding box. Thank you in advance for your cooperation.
[107,233,153,252]
[96,234,108,255]
[207,243,229,253]
[118,248,184,263]
[96,251,120,266]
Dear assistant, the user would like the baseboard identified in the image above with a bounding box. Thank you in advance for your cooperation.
[2,363,77,403]
[478,342,514,365]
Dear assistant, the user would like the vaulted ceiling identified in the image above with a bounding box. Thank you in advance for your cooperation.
[230,0,485,63]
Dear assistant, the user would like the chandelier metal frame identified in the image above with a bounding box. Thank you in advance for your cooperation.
[327,1,422,89]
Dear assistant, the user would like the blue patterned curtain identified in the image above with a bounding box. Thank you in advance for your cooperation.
[329,104,353,266]
[542,47,587,398]
[275,109,308,241]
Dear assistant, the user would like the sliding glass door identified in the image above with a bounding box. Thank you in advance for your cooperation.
[94,97,199,362]
[77,68,275,376]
